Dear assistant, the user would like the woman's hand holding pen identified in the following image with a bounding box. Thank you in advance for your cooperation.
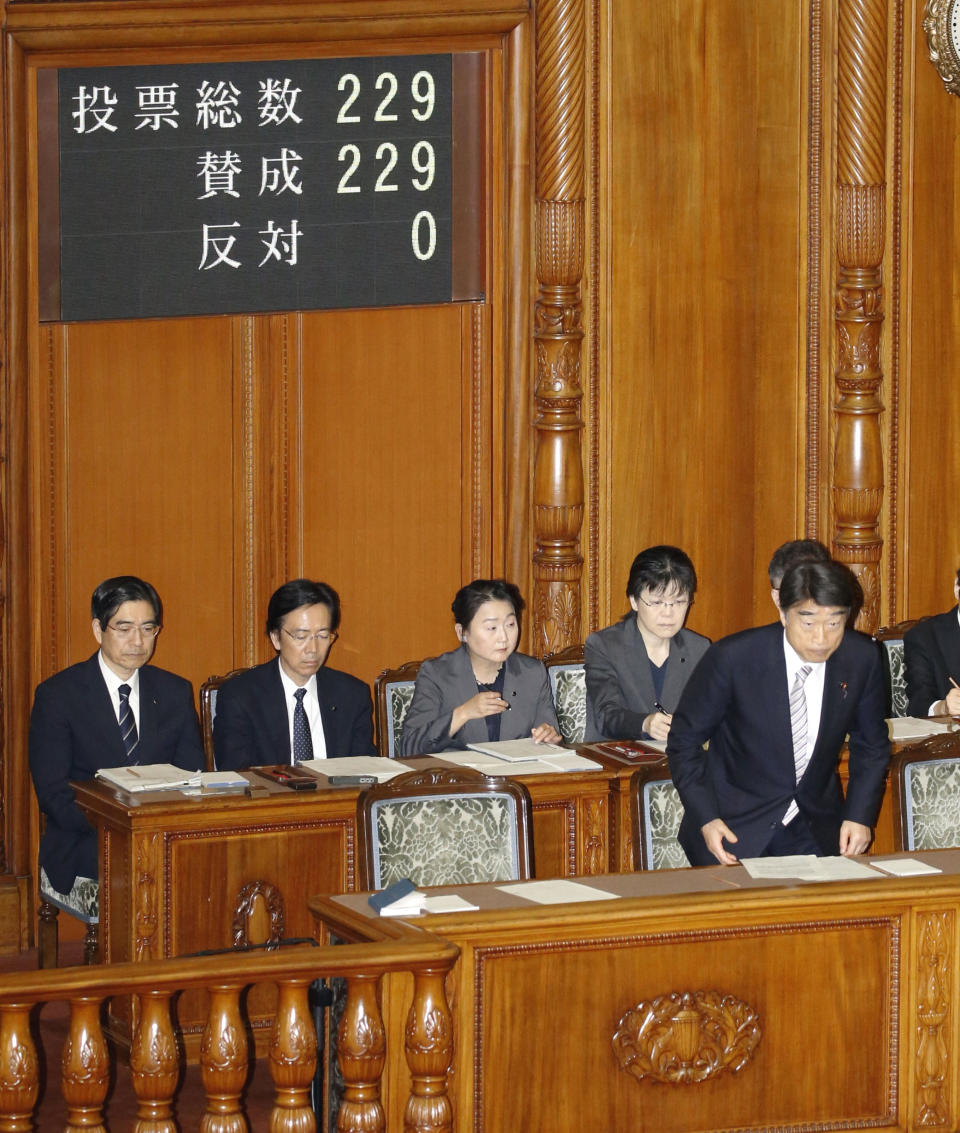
[942,677,960,717]
[643,702,673,742]
[450,691,510,736]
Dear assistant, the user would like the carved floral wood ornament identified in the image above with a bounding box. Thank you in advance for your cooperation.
[923,0,960,95]
[612,990,761,1085]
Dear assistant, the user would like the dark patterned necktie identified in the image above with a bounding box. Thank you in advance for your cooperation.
[118,683,139,763]
[293,687,313,763]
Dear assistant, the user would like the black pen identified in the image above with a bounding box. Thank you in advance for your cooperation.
[654,702,668,715]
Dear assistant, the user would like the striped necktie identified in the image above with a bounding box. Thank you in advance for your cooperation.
[118,683,139,763]
[790,664,813,784]
[292,687,313,763]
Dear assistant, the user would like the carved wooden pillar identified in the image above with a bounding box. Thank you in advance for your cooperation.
[403,966,454,1133]
[336,975,385,1133]
[63,997,109,1133]
[268,979,317,1133]
[200,984,249,1133]
[532,0,586,655]
[130,990,178,1133]
[833,0,887,631]
[0,1002,38,1127]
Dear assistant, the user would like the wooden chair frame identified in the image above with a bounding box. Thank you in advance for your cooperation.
[199,668,249,771]
[356,765,534,890]
[373,660,422,758]
[542,642,586,744]
[628,758,689,871]
[889,730,960,852]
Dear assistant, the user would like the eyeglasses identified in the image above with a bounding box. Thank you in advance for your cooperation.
[281,627,339,646]
[106,621,161,639]
[637,596,690,612]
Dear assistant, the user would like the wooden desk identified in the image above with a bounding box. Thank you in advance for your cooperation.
[73,756,616,1053]
[311,852,960,1133]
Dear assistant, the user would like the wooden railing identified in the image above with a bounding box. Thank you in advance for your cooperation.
[0,938,458,1133]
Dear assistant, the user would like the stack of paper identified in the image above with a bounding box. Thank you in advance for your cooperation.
[299,756,413,781]
[446,740,601,776]
[368,878,479,917]
[887,716,956,742]
[96,763,202,792]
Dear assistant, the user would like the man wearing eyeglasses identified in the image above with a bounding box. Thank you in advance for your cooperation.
[29,575,204,897]
[213,578,375,770]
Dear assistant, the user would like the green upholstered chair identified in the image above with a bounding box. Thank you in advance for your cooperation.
[629,759,691,871]
[357,765,534,890]
[543,643,586,745]
[373,660,421,759]
[37,866,99,968]
[873,620,920,719]
[891,731,960,851]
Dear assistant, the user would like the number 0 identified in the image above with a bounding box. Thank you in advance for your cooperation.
[411,211,436,261]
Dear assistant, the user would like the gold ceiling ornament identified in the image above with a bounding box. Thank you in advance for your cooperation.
[612,989,761,1086]
[924,0,960,95]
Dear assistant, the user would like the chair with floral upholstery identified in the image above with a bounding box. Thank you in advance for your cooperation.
[629,758,690,870]
[543,643,586,745]
[37,863,99,968]
[873,620,920,719]
[373,660,422,759]
[356,765,534,889]
[890,731,960,851]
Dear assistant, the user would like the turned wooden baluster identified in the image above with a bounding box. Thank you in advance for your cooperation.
[129,990,178,1133]
[0,1002,38,1131]
[268,979,317,1133]
[403,966,453,1133]
[63,996,108,1133]
[336,975,385,1133]
[532,0,586,654]
[200,984,249,1133]
[833,0,887,631]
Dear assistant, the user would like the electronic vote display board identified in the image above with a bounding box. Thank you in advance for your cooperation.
[37,54,484,322]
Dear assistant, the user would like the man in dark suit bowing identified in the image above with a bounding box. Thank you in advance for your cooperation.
[213,578,374,770]
[29,575,204,896]
[667,560,890,866]
[904,567,960,718]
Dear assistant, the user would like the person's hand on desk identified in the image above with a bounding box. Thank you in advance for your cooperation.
[839,820,871,856]
[642,710,672,741]
[701,818,739,865]
[531,722,563,745]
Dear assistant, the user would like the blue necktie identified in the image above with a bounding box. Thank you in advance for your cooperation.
[118,683,139,763]
[293,688,313,763]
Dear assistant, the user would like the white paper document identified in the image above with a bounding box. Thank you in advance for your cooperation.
[466,739,569,762]
[299,756,413,781]
[497,879,620,905]
[200,771,248,788]
[869,858,942,877]
[379,891,480,917]
[96,763,202,792]
[887,716,956,741]
[441,751,602,776]
[740,855,881,882]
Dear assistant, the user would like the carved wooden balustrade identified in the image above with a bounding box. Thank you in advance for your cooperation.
[0,937,457,1133]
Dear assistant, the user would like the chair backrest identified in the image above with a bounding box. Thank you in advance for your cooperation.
[199,668,250,771]
[543,643,586,745]
[373,660,421,758]
[890,731,960,851]
[873,620,920,719]
[357,766,534,890]
[629,759,690,870]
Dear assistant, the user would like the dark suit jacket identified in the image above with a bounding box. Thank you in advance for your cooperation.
[904,608,960,717]
[29,653,204,892]
[213,658,374,770]
[398,645,560,756]
[667,623,890,866]
[584,616,710,741]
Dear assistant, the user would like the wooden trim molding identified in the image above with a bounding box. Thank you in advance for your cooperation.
[532,0,586,656]
[833,0,888,632]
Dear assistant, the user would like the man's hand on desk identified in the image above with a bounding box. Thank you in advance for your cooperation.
[701,818,739,865]
[838,820,871,857]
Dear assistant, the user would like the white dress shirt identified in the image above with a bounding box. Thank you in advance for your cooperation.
[98,651,141,731]
[781,634,826,825]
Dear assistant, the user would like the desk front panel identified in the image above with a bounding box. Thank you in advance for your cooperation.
[313,856,960,1133]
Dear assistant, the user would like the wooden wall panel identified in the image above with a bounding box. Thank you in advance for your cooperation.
[594,0,807,640]
[296,304,477,687]
[898,5,960,621]
[33,318,236,692]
